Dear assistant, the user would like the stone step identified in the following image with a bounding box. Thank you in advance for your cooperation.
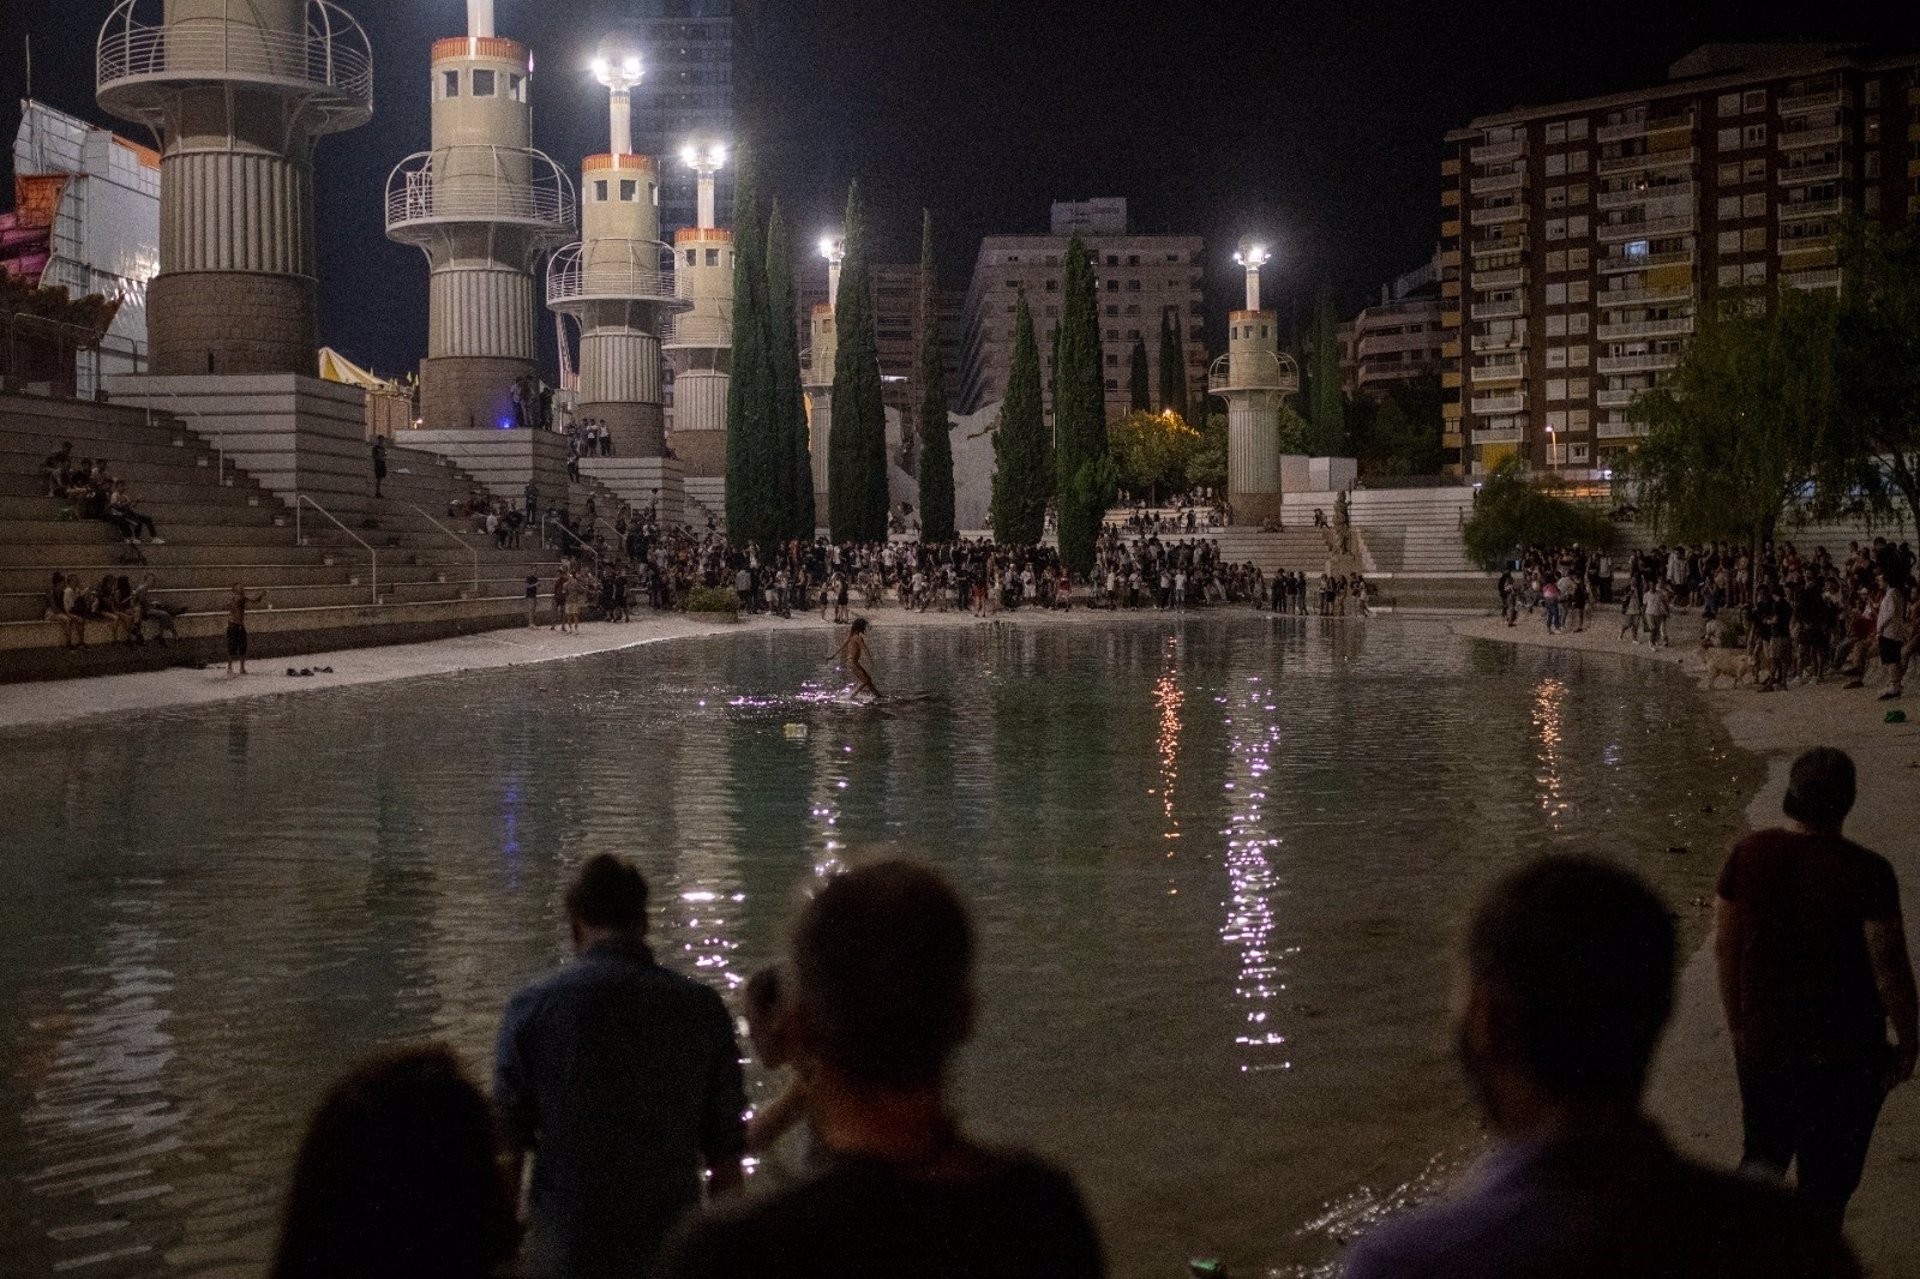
[0,518,297,546]
[0,573,557,623]
[0,471,274,507]
[0,494,284,526]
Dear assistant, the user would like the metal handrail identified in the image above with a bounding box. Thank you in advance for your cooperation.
[293,494,378,605]
[1207,350,1300,395]
[385,147,574,232]
[97,0,374,111]
[546,240,680,307]
[552,518,602,563]
[406,502,479,594]
[134,389,228,487]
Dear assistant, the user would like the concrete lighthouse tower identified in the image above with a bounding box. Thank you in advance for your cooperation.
[802,234,844,528]
[546,36,687,463]
[387,0,572,432]
[96,0,374,374]
[1209,240,1298,527]
[663,143,733,479]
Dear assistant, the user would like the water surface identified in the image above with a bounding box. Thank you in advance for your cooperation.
[0,617,1754,1277]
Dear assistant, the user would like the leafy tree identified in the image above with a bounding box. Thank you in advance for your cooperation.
[1128,336,1151,412]
[990,291,1048,544]
[1621,287,1841,576]
[913,210,955,542]
[1832,219,1920,537]
[826,182,889,542]
[1157,309,1190,422]
[1463,458,1615,570]
[723,144,774,541]
[1053,238,1115,575]
[1110,410,1199,503]
[764,202,813,540]
[1301,287,1346,457]
[1187,411,1228,493]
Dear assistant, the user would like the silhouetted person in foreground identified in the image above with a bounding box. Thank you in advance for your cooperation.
[272,1046,520,1279]
[1347,856,1859,1278]
[657,858,1105,1278]
[495,855,746,1278]
[1716,747,1918,1232]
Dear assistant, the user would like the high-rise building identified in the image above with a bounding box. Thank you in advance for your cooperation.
[630,0,733,235]
[1442,44,1920,480]
[797,260,964,415]
[1340,251,1447,400]
[957,199,1206,419]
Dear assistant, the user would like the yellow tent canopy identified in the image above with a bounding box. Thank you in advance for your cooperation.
[317,346,407,394]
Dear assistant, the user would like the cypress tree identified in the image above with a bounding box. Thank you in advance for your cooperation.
[1158,308,1191,423]
[914,210,956,542]
[1305,286,1347,456]
[827,182,889,543]
[990,291,1047,545]
[723,144,772,541]
[764,202,813,539]
[1128,335,1151,412]
[1053,237,1113,576]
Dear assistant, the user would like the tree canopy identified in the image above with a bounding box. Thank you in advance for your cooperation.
[1053,238,1115,575]
[826,181,890,543]
[722,143,775,542]
[1110,410,1200,502]
[1462,459,1615,570]
[913,210,955,542]
[990,291,1048,545]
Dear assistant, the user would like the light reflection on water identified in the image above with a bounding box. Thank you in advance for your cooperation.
[0,619,1753,1278]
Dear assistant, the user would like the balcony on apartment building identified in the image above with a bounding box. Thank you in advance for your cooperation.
[1779,159,1842,185]
[1469,330,1526,353]
[1778,197,1842,221]
[1357,328,1440,360]
[1595,110,1696,144]
[1470,297,1526,321]
[1470,137,1526,165]
[1470,356,1526,384]
[1778,89,1843,116]
[1469,235,1528,257]
[1471,264,1527,289]
[1597,181,1696,211]
[1471,425,1525,445]
[1779,125,1843,150]
[1469,203,1527,227]
[1597,281,1695,307]
[1597,213,1696,243]
[1595,386,1642,409]
[1470,166,1528,196]
[1596,350,1681,375]
[1596,315,1694,342]
[1470,388,1528,415]
[1783,266,1842,291]
[1597,147,1697,177]
[1598,246,1694,273]
[1597,418,1649,440]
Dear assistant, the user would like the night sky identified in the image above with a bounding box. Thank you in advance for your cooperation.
[4,0,1916,378]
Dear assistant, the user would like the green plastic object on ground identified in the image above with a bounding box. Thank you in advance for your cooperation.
[1886,709,1908,724]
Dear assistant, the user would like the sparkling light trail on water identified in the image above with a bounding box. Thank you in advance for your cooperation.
[1221,672,1292,1073]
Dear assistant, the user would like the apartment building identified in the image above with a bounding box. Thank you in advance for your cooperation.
[1441,44,1920,479]
[797,260,965,416]
[1340,250,1447,398]
[631,0,733,235]
[957,199,1207,419]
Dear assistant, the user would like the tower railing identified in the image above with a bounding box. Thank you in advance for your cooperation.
[385,147,574,236]
[1209,351,1300,395]
[97,0,373,128]
[660,300,733,348]
[545,240,682,308]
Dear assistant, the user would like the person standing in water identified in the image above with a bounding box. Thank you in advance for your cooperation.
[831,617,880,700]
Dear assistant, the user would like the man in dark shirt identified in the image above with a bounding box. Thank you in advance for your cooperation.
[656,859,1104,1278]
[1348,856,1857,1278]
[1716,746,1918,1230]
[495,855,746,1278]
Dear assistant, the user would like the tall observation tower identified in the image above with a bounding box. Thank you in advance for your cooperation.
[1208,241,1299,527]
[662,143,733,478]
[96,0,373,374]
[546,37,687,459]
[386,0,572,431]
[802,234,844,527]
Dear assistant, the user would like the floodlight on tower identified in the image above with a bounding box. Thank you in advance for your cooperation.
[1209,234,1299,528]
[661,135,738,481]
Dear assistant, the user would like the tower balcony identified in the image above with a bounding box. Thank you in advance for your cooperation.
[386,147,574,242]
[97,0,373,134]
[546,240,686,310]
[1207,350,1300,396]
[660,280,734,350]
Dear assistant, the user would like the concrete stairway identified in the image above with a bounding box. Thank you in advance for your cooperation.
[0,392,577,681]
[683,475,725,531]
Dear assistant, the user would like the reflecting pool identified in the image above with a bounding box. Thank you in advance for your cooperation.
[0,618,1754,1277]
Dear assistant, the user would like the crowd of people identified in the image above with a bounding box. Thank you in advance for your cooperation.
[1500,538,1916,701]
[39,569,182,649]
[267,740,1908,1277]
[41,440,165,558]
